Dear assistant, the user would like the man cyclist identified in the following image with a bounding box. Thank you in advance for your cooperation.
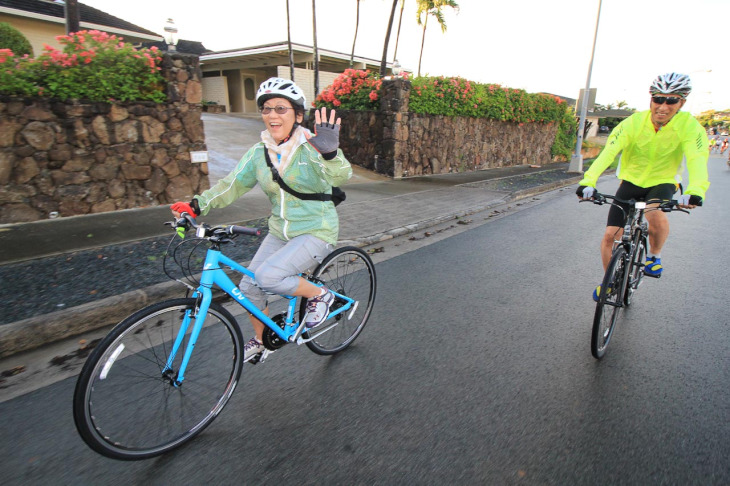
[576,72,710,301]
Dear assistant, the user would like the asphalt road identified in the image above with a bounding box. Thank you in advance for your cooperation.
[1,155,728,484]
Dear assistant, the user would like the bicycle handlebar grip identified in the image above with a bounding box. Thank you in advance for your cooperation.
[227,225,261,236]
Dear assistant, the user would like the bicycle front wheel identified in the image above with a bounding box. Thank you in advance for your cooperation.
[592,247,627,359]
[302,246,377,355]
[73,298,243,460]
[624,236,646,306]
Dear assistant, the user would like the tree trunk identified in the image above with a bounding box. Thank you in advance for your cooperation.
[380,0,399,77]
[286,0,295,80]
[392,0,405,62]
[312,0,319,97]
[350,0,361,68]
[418,16,428,77]
[65,0,80,34]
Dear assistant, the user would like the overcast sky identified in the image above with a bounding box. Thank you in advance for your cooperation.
[82,0,729,114]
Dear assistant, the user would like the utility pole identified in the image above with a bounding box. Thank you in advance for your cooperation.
[65,0,80,34]
[568,0,603,174]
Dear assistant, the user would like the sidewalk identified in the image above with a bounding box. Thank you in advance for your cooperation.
[0,163,582,359]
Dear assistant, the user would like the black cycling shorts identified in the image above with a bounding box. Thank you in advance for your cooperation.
[606,180,677,227]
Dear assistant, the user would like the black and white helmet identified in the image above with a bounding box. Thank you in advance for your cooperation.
[649,72,692,98]
[256,77,307,109]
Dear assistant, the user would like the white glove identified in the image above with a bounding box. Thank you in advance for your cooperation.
[678,194,690,206]
[582,186,595,199]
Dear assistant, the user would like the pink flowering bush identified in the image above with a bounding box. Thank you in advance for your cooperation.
[0,30,165,102]
[315,69,386,110]
[315,71,576,159]
[400,75,575,159]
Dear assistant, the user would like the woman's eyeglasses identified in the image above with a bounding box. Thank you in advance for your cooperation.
[260,106,295,115]
[651,96,682,105]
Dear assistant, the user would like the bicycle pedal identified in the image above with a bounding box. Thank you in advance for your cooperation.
[643,272,661,279]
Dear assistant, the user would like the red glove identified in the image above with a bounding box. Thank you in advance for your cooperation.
[171,201,196,218]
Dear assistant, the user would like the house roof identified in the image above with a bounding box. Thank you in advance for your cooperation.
[0,0,162,41]
[200,41,395,73]
[140,39,212,56]
[591,109,635,118]
[540,93,634,118]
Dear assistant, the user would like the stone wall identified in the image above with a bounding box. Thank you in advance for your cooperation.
[317,78,559,178]
[0,52,209,224]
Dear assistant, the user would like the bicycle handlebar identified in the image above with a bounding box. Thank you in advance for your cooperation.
[169,212,262,238]
[579,192,690,214]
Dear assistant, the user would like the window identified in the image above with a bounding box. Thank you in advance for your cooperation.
[244,78,255,101]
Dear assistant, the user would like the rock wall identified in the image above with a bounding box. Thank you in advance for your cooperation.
[0,52,209,224]
[318,78,559,178]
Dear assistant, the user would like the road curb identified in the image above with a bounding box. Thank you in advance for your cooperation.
[0,177,582,359]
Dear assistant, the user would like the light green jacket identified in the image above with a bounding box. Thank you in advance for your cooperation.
[194,142,352,245]
[579,110,710,198]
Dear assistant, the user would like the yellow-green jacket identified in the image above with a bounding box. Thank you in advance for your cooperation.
[194,142,352,245]
[579,110,710,198]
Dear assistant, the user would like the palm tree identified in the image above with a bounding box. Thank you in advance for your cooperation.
[286,0,294,80]
[392,0,406,62]
[380,0,400,77]
[350,0,362,68]
[312,0,319,97]
[416,0,459,76]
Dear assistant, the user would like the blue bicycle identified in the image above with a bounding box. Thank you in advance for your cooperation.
[72,214,377,460]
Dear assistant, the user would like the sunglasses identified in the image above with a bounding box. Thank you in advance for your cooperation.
[651,96,682,105]
[260,106,296,115]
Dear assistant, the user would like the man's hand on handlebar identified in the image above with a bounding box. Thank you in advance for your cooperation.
[576,185,596,200]
[677,194,703,210]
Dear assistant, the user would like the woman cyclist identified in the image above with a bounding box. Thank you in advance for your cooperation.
[171,77,352,361]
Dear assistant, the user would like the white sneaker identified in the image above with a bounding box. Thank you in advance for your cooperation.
[304,289,335,328]
[243,337,265,362]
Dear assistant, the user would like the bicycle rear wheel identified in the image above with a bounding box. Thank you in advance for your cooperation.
[302,246,376,355]
[73,298,243,460]
[592,247,627,359]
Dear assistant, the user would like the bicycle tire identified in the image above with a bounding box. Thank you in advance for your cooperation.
[301,246,376,355]
[73,298,243,460]
[592,247,627,359]
[624,234,646,306]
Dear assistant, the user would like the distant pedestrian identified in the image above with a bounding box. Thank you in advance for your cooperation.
[711,137,722,153]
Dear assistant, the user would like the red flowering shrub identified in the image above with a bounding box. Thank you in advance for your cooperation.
[0,30,165,102]
[315,69,385,110]
[407,76,575,158]
[315,71,576,159]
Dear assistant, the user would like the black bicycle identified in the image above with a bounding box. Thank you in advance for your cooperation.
[582,193,688,359]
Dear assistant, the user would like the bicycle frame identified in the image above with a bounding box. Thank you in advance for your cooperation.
[604,201,648,308]
[166,247,357,384]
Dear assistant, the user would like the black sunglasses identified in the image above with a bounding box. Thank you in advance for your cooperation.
[651,96,682,105]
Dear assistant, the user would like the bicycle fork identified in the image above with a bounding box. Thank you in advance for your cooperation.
[164,289,213,386]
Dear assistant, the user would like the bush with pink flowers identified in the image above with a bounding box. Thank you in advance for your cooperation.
[315,71,576,159]
[0,30,165,102]
[315,69,386,110]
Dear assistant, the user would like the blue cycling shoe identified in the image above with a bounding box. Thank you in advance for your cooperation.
[644,256,663,277]
[593,284,611,302]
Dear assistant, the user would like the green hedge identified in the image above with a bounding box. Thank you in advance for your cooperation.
[0,22,33,57]
[0,30,165,102]
[315,71,576,159]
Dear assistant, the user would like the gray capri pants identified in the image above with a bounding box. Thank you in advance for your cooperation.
[239,233,333,309]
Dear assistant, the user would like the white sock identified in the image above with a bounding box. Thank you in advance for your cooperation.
[648,253,661,259]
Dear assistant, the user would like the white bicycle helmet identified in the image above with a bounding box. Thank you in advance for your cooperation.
[256,77,307,109]
[649,72,692,98]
